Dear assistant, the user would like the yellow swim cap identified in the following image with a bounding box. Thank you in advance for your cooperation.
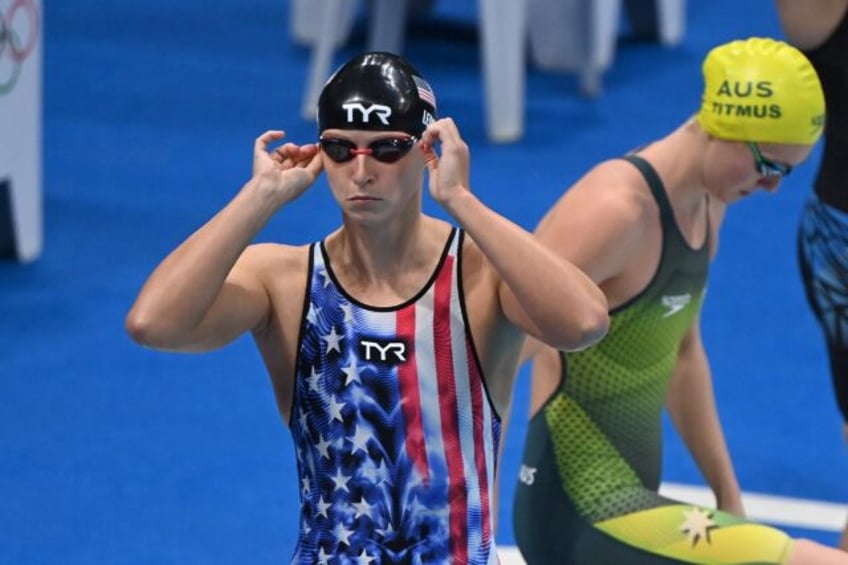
[696,37,825,144]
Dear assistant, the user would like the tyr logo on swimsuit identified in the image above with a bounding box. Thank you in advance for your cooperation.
[359,339,407,364]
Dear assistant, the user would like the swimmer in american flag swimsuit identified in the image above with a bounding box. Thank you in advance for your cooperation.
[126,51,609,563]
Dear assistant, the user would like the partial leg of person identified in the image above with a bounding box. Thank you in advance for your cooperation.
[797,196,848,554]
[788,539,848,563]
[797,197,848,428]
[514,384,848,563]
[828,344,848,552]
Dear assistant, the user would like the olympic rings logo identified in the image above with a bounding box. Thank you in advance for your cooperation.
[0,0,39,96]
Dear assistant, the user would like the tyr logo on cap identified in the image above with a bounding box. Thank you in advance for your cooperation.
[342,102,392,126]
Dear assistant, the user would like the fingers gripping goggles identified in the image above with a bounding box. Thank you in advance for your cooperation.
[319,136,418,164]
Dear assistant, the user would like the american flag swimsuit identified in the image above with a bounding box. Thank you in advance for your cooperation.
[289,228,501,564]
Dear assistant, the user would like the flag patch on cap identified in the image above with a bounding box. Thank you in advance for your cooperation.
[413,76,437,109]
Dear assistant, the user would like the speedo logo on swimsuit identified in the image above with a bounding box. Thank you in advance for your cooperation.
[359,338,407,364]
[661,293,691,318]
[342,102,392,125]
[518,465,537,486]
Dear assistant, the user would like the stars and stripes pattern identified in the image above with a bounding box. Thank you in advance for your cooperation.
[413,75,437,110]
[290,228,500,564]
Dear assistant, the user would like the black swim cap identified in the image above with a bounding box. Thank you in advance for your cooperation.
[317,52,438,137]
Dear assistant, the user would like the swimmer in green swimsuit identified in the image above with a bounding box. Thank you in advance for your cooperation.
[514,37,846,565]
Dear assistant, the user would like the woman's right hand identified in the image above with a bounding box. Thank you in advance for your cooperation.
[252,130,323,204]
